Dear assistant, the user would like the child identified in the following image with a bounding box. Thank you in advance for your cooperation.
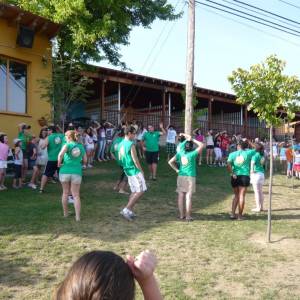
[293,150,300,179]
[166,125,177,160]
[28,136,38,189]
[84,128,95,167]
[193,128,204,165]
[285,146,293,178]
[13,139,23,189]
[0,133,9,190]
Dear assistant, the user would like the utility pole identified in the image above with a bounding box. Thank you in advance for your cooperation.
[185,0,195,135]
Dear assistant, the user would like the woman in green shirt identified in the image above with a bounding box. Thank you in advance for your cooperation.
[58,130,87,221]
[227,140,256,220]
[250,143,265,212]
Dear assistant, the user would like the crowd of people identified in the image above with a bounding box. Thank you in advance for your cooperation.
[0,121,299,222]
[1,120,300,299]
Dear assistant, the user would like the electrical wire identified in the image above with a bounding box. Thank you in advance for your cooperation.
[199,5,300,48]
[203,0,300,34]
[278,0,300,10]
[196,1,300,38]
[221,0,300,29]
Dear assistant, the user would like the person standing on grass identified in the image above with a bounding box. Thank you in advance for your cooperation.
[293,149,300,179]
[39,126,64,193]
[220,131,230,166]
[205,130,214,165]
[18,123,32,183]
[286,145,293,178]
[110,129,128,194]
[0,133,9,190]
[142,123,166,180]
[136,123,147,158]
[12,139,23,189]
[193,128,204,165]
[168,133,204,221]
[166,125,177,160]
[58,130,87,222]
[118,126,146,221]
[227,140,256,220]
[27,136,38,189]
[250,143,265,212]
[84,127,95,168]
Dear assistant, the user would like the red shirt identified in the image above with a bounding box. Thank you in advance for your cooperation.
[221,136,230,150]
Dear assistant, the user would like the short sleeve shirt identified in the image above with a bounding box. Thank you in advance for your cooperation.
[142,131,160,152]
[166,129,177,144]
[18,132,31,152]
[227,149,256,176]
[176,149,199,177]
[118,139,140,176]
[251,152,265,174]
[60,142,86,175]
[47,133,64,161]
[110,137,124,166]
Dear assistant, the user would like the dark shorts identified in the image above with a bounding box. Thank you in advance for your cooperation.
[28,159,36,170]
[222,149,228,157]
[22,151,29,159]
[166,143,176,155]
[231,175,250,188]
[145,151,159,164]
[206,145,214,150]
[14,164,22,179]
[43,161,59,177]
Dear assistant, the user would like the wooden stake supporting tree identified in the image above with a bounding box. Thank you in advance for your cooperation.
[228,55,300,243]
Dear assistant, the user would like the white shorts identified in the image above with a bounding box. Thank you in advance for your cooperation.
[250,172,265,185]
[128,172,147,193]
[214,147,222,160]
[86,145,95,152]
[59,173,82,184]
[280,156,286,161]
[0,160,7,169]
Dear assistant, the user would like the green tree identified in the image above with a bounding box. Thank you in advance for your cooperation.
[39,57,93,130]
[10,0,180,67]
[228,54,300,242]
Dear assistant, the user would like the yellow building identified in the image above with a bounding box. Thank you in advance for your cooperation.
[0,3,60,144]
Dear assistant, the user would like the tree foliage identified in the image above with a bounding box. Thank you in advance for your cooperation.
[10,0,181,67]
[39,57,93,129]
[228,55,300,127]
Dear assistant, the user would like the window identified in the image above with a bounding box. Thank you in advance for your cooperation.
[0,57,27,113]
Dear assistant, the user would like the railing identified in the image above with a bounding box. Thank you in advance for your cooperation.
[102,109,271,139]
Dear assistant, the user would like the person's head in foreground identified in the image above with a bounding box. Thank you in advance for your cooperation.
[55,250,161,300]
[184,141,194,152]
[125,126,137,140]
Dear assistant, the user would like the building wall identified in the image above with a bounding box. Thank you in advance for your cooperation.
[0,18,52,145]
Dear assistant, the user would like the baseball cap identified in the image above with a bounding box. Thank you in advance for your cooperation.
[13,138,21,145]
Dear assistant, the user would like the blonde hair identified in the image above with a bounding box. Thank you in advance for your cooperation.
[65,130,77,142]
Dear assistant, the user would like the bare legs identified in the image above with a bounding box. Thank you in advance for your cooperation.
[177,192,193,220]
[206,149,213,165]
[126,191,144,211]
[148,163,157,179]
[231,186,247,219]
[61,181,81,221]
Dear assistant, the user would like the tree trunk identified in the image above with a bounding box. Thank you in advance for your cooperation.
[267,126,273,243]
[184,0,195,136]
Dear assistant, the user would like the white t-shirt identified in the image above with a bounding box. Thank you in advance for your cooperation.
[137,129,147,141]
[206,135,214,146]
[166,129,177,144]
[85,135,94,149]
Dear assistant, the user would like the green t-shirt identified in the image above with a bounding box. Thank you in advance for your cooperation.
[251,152,265,174]
[142,131,160,152]
[47,133,64,161]
[117,139,140,176]
[18,132,31,151]
[60,142,86,175]
[176,149,199,177]
[227,149,256,176]
[110,137,124,166]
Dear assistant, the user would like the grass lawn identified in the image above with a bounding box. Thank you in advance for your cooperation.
[0,153,299,300]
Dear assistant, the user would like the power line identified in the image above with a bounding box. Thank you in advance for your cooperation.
[232,0,300,26]
[278,0,300,11]
[203,0,300,34]
[221,0,300,29]
[195,1,300,38]
[200,5,300,48]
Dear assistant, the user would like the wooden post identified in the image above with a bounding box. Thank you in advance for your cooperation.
[184,0,195,136]
[244,106,248,137]
[208,98,212,131]
[101,80,106,120]
[162,89,166,126]
[168,93,172,126]
[118,82,121,124]
[267,125,273,243]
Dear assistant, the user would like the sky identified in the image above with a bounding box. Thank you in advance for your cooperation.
[98,0,300,94]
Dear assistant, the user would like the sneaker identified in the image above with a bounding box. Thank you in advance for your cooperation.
[68,195,74,204]
[1,185,7,190]
[82,165,87,169]
[251,208,261,212]
[120,208,133,221]
[28,183,37,190]
[39,189,44,193]
[87,164,93,168]
[128,210,137,218]
[0,186,5,191]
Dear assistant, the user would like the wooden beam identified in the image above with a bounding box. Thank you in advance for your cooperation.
[101,80,105,120]
[162,90,166,126]
[208,98,212,130]
[244,106,248,136]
